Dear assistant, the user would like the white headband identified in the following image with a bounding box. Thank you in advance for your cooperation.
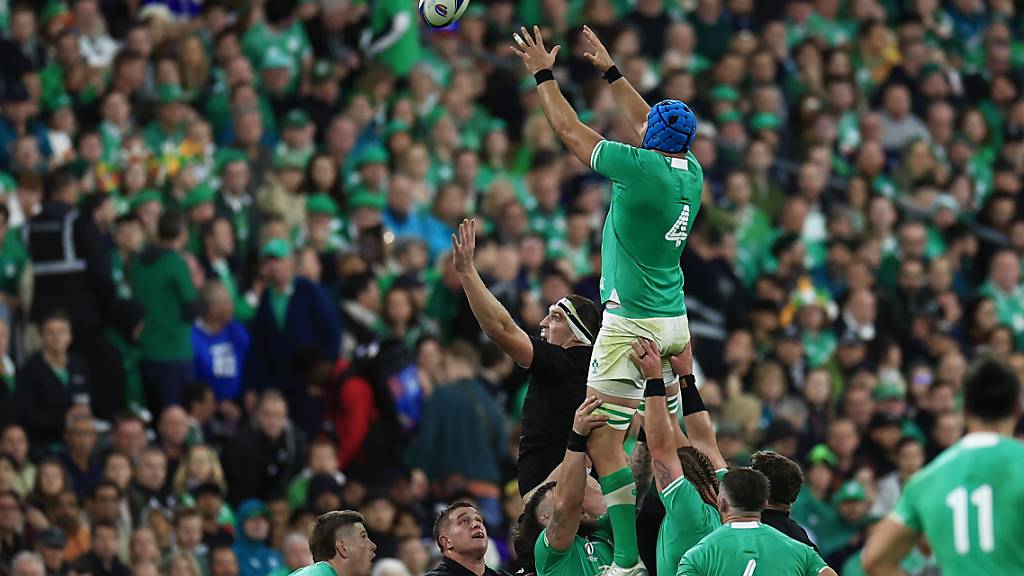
[550,297,594,345]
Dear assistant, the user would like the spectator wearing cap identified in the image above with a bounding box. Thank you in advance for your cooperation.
[221,391,305,506]
[35,528,66,576]
[182,185,217,255]
[299,194,344,278]
[14,311,90,448]
[191,281,249,404]
[306,473,344,516]
[258,149,309,234]
[142,84,187,155]
[231,499,283,576]
[302,63,342,137]
[276,111,314,166]
[245,238,340,415]
[132,209,198,413]
[821,480,875,568]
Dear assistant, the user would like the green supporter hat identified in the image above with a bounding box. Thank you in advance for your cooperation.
[356,145,390,168]
[129,189,162,211]
[486,119,507,134]
[465,3,486,18]
[282,110,311,130]
[382,120,412,141]
[833,480,867,503]
[710,84,740,103]
[873,380,906,401]
[807,444,838,467]
[155,84,187,105]
[182,185,216,211]
[274,148,308,171]
[261,47,292,71]
[45,93,72,113]
[347,191,386,212]
[261,237,292,260]
[215,148,248,173]
[306,193,338,216]
[41,0,70,25]
[716,109,743,125]
[750,112,781,132]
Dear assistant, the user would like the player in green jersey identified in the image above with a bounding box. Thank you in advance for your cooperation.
[677,468,836,576]
[516,397,615,576]
[862,358,1024,575]
[629,339,728,576]
[290,510,375,576]
[512,25,702,576]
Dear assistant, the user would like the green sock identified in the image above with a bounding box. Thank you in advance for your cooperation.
[600,466,639,568]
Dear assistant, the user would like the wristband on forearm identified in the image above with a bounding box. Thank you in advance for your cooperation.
[644,378,666,397]
[680,375,707,415]
[567,430,588,452]
[534,69,555,86]
[603,65,622,84]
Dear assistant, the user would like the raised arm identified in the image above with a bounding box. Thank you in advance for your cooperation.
[546,397,608,551]
[452,219,534,366]
[512,26,603,167]
[581,25,650,139]
[629,339,683,491]
[670,346,728,471]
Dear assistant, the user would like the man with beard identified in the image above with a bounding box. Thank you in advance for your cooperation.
[425,502,508,576]
[515,397,615,576]
[452,219,601,503]
[293,511,375,576]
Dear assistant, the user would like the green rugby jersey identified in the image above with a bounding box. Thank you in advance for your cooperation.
[657,474,721,576]
[288,562,335,576]
[891,432,1024,573]
[590,140,703,319]
[677,522,828,576]
[534,515,614,576]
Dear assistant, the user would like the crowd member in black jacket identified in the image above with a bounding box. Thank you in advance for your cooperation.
[24,167,142,421]
[79,521,129,576]
[13,312,90,449]
[127,446,173,527]
[221,391,305,506]
[425,502,509,576]
[750,450,818,552]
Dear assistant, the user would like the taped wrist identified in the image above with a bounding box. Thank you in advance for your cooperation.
[567,431,588,452]
[534,69,555,85]
[603,65,622,84]
[680,375,707,415]
[644,378,666,397]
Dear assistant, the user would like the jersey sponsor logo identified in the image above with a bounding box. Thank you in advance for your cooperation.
[664,205,690,247]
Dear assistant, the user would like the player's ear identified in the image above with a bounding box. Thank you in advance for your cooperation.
[335,538,347,560]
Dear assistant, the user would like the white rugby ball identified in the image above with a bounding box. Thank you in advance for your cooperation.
[419,0,471,28]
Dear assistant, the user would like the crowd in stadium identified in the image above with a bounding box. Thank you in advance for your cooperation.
[0,0,1020,574]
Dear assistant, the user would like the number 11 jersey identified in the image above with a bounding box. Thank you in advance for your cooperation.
[891,432,1024,573]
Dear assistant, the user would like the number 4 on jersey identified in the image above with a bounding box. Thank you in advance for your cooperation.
[665,205,691,247]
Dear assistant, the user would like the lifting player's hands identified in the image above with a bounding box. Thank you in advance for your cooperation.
[450,218,477,274]
[668,343,694,383]
[511,25,560,74]
[572,396,609,437]
[629,338,662,381]
[581,25,614,73]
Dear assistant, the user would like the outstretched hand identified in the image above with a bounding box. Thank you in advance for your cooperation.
[450,218,477,274]
[511,25,560,74]
[581,25,614,72]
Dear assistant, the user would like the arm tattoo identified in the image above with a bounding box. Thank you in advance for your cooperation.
[631,442,653,509]
[653,459,676,491]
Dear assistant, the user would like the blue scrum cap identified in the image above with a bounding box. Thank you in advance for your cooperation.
[642,100,697,154]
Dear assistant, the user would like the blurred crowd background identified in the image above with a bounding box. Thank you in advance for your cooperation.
[0,0,1020,574]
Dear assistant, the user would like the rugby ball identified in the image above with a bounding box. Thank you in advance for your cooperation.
[419,0,471,28]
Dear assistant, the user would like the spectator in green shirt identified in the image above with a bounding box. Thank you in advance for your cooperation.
[133,210,198,413]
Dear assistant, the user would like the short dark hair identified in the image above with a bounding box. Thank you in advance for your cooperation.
[751,451,804,506]
[720,467,769,514]
[92,519,118,536]
[173,507,200,527]
[964,357,1021,422]
[40,310,70,330]
[157,210,187,242]
[309,510,365,562]
[432,501,478,551]
[89,480,121,501]
[515,482,556,574]
[340,272,376,300]
[181,382,212,412]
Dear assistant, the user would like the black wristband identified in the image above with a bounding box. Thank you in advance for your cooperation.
[567,431,588,452]
[683,374,696,388]
[644,378,666,398]
[534,69,555,86]
[636,427,647,443]
[680,376,707,416]
[603,65,622,84]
